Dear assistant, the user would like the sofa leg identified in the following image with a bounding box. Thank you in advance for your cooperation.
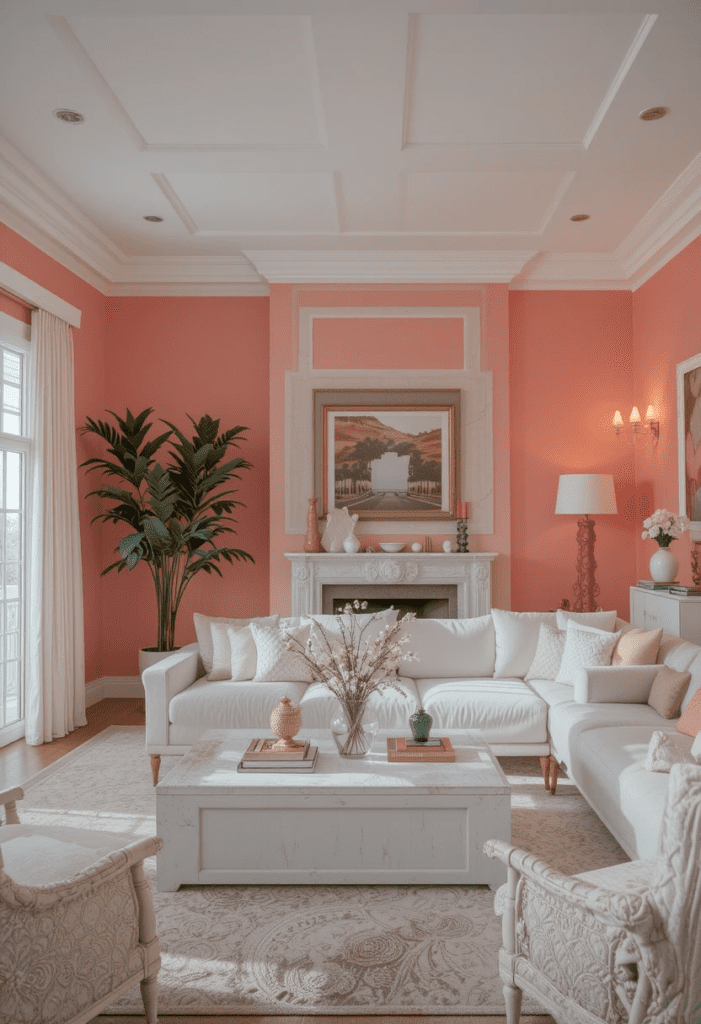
[539,755,551,791]
[548,755,559,795]
[149,754,161,787]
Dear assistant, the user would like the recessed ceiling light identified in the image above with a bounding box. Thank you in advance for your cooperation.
[639,106,669,121]
[53,109,84,124]
[143,215,164,222]
[570,214,590,222]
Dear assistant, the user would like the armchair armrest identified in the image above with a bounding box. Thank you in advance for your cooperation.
[484,839,653,933]
[572,665,658,704]
[143,643,201,748]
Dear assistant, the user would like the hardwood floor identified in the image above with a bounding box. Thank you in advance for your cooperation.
[2,700,556,1024]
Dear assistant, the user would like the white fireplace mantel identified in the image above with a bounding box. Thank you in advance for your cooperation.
[285,552,497,618]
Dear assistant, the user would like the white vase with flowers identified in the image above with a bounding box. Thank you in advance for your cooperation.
[642,509,688,582]
[286,601,417,757]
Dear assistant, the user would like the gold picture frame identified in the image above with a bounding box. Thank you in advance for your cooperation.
[313,388,460,520]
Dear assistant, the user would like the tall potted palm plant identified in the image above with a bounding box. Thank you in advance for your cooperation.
[81,408,254,660]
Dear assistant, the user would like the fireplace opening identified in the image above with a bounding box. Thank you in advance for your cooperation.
[322,584,457,619]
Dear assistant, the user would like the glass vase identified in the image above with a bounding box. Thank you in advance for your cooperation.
[331,700,379,758]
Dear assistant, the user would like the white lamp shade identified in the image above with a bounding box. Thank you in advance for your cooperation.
[555,474,617,515]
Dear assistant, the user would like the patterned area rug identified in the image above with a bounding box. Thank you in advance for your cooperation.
[16,726,628,1016]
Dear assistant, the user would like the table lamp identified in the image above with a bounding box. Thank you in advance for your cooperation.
[555,474,617,612]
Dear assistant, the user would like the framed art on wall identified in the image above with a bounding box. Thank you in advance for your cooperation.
[313,389,460,520]
[677,353,701,541]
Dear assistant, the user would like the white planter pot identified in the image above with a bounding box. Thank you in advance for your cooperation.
[649,547,679,583]
[139,648,179,678]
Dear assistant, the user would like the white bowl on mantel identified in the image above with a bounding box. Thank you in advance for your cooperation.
[379,542,405,553]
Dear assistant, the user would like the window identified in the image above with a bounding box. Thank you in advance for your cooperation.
[0,313,30,748]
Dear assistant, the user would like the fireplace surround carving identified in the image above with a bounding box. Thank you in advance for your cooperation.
[285,552,497,618]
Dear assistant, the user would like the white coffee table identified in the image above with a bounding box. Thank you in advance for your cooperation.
[156,728,510,891]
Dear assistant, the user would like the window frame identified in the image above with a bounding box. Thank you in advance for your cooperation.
[0,310,31,747]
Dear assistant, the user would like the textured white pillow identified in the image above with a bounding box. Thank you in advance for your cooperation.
[397,615,495,679]
[525,623,566,681]
[252,623,313,683]
[556,609,617,632]
[554,622,622,685]
[193,612,279,673]
[492,609,558,678]
[644,730,692,773]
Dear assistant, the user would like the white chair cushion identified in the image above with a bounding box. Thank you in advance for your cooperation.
[168,677,310,737]
[415,677,548,743]
[193,612,279,674]
[0,825,132,887]
[396,615,495,679]
[492,609,558,679]
[298,677,420,729]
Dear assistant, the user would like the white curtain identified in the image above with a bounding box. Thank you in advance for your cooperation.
[25,308,86,745]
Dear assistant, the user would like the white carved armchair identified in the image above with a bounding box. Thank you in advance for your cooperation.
[485,762,701,1024]
[0,786,163,1024]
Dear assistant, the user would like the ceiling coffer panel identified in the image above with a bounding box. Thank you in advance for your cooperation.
[68,14,325,147]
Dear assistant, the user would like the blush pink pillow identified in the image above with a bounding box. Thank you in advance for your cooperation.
[612,627,662,666]
[676,688,701,737]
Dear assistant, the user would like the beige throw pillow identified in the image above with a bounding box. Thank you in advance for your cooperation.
[612,627,663,666]
[648,666,691,719]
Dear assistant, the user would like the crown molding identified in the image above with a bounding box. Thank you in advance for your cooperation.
[243,250,539,283]
[510,252,629,291]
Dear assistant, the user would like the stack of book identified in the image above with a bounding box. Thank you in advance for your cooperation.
[637,579,676,590]
[386,737,455,763]
[237,738,318,773]
[669,585,701,596]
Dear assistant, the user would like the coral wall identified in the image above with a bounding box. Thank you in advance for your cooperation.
[268,283,511,615]
[509,290,637,615]
[632,235,701,585]
[101,297,270,673]
[0,223,106,682]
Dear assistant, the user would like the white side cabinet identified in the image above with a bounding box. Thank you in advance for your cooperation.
[630,586,701,644]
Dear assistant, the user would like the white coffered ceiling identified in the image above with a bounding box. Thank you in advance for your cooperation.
[0,0,700,293]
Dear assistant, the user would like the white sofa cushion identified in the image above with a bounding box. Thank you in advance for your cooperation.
[194,612,279,674]
[416,677,548,743]
[525,623,566,681]
[396,615,495,679]
[570,724,693,859]
[298,677,420,729]
[547,699,667,771]
[252,623,313,682]
[572,665,659,704]
[556,609,617,631]
[168,677,310,739]
[492,609,558,679]
[555,622,621,684]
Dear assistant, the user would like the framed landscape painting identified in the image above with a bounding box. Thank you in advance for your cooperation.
[678,353,701,541]
[313,389,460,520]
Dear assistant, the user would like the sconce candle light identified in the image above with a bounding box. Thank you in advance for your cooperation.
[613,405,659,443]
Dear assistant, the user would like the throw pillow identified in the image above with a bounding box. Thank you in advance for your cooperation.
[554,622,622,685]
[491,609,558,679]
[692,731,701,763]
[525,623,566,681]
[228,624,260,681]
[676,687,701,737]
[644,730,692,773]
[612,627,663,666]
[193,612,279,674]
[251,623,313,683]
[556,609,617,632]
[648,666,691,718]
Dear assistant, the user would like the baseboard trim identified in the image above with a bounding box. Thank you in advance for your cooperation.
[86,676,143,706]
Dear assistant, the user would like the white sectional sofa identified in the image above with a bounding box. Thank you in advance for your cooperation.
[143,607,701,861]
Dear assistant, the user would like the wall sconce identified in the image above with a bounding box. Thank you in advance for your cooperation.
[613,405,659,443]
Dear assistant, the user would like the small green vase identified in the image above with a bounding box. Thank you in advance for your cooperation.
[409,707,433,743]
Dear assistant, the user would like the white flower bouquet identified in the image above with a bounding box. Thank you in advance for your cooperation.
[286,601,417,756]
[642,509,688,548]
